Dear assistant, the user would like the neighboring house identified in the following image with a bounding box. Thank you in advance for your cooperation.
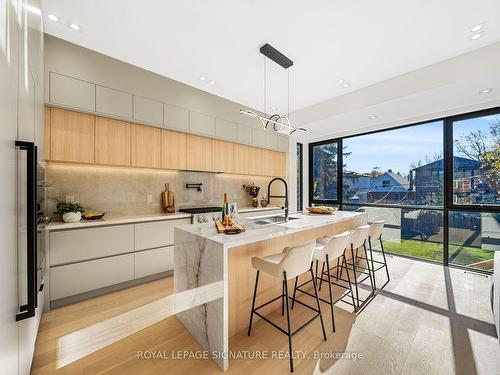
[367,170,413,204]
[343,172,371,203]
[412,157,482,205]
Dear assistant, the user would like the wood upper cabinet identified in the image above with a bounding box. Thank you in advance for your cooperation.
[131,124,161,168]
[187,134,213,172]
[273,151,287,177]
[212,139,234,173]
[95,117,131,166]
[233,143,249,175]
[49,107,95,164]
[161,129,186,170]
[247,146,263,176]
[261,149,275,177]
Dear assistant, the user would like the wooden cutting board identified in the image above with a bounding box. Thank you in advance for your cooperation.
[161,183,175,213]
[215,219,245,233]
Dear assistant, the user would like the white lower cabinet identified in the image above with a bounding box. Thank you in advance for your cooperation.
[50,253,134,300]
[134,246,173,279]
[135,218,190,250]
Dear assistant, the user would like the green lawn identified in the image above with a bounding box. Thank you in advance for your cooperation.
[380,239,494,271]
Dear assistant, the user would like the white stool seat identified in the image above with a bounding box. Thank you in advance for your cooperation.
[313,231,351,263]
[251,240,316,280]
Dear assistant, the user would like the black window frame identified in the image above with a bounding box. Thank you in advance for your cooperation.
[308,138,343,206]
[307,106,500,273]
[296,143,304,211]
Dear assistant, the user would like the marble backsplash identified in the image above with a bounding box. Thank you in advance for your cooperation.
[46,163,284,216]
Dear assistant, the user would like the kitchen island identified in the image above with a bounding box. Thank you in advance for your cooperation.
[173,211,367,370]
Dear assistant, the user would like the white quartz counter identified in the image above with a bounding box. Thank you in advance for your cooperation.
[46,212,192,230]
[177,211,365,248]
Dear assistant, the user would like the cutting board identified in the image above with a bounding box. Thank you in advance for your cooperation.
[161,184,175,213]
[215,219,245,233]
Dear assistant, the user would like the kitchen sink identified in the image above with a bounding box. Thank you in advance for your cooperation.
[253,216,300,225]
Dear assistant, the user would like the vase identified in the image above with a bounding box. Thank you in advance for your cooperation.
[63,211,82,223]
[251,197,259,208]
[260,198,268,207]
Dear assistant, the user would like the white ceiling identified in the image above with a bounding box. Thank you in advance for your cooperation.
[41,0,500,138]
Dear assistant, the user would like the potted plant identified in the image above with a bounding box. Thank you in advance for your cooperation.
[243,183,261,207]
[56,201,84,223]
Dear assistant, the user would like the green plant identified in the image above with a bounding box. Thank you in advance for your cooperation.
[56,201,84,214]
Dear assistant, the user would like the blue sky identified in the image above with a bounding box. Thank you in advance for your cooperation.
[343,115,499,175]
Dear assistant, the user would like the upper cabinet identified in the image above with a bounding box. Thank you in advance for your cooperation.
[189,112,215,137]
[215,119,237,141]
[187,134,213,172]
[133,96,163,126]
[95,117,131,166]
[131,124,161,168]
[212,139,234,173]
[49,107,95,164]
[49,72,95,112]
[161,129,186,170]
[163,104,189,132]
[44,107,287,177]
[95,85,133,119]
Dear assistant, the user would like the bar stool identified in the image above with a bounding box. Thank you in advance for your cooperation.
[247,240,326,372]
[367,221,390,289]
[291,231,356,331]
[342,224,374,309]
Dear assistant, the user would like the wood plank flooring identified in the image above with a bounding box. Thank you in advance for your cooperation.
[31,255,500,375]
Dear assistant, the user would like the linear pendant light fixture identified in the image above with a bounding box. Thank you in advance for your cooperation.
[240,43,307,135]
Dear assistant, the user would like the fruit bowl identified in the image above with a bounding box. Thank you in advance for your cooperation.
[306,206,337,215]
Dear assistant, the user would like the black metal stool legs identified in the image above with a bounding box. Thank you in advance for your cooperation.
[247,270,260,336]
[350,244,360,308]
[283,271,294,372]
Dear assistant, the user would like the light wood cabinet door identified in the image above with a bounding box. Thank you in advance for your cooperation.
[95,117,131,166]
[131,124,161,168]
[49,107,95,163]
[187,134,213,172]
[212,139,234,173]
[247,146,263,176]
[261,149,275,176]
[44,106,51,162]
[161,129,186,170]
[273,151,287,177]
[233,143,249,175]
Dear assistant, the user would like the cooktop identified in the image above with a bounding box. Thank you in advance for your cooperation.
[178,207,221,214]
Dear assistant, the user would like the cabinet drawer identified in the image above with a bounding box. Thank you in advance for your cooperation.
[134,219,190,250]
[134,246,173,279]
[215,118,237,141]
[96,85,133,119]
[49,225,134,266]
[164,103,188,131]
[189,111,215,136]
[49,72,95,111]
[50,253,134,300]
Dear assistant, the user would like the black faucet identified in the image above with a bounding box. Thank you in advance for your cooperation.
[267,177,289,221]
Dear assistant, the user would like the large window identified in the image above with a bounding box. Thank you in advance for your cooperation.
[452,113,499,206]
[343,121,443,206]
[296,143,303,211]
[309,140,339,203]
[308,107,500,272]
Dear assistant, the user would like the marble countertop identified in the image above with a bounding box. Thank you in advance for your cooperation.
[46,206,282,231]
[176,211,366,248]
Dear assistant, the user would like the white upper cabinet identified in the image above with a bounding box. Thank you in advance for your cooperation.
[237,124,252,144]
[189,111,215,136]
[95,85,133,119]
[49,72,96,112]
[276,135,289,152]
[133,96,163,126]
[215,118,237,141]
[163,103,189,131]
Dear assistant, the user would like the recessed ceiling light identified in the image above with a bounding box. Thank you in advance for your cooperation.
[337,79,345,84]
[69,23,80,31]
[208,80,215,85]
[271,106,277,111]
[470,24,483,33]
[368,116,377,120]
[48,14,58,22]
[479,88,493,94]
[199,76,206,81]
[342,83,349,88]
[470,33,482,40]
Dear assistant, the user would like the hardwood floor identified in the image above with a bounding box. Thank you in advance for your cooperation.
[31,255,499,375]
